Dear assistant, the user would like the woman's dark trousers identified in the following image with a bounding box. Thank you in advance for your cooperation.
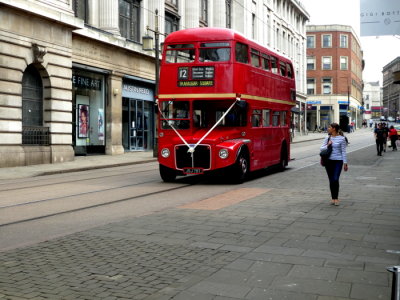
[325,160,343,199]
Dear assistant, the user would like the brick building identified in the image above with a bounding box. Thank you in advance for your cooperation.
[306,25,364,131]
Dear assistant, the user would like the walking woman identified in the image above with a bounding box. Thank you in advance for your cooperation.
[320,123,348,206]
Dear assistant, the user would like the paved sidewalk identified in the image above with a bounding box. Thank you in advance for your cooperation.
[0,131,326,180]
[0,134,399,299]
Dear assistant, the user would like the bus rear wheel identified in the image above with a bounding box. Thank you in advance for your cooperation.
[279,146,288,171]
[231,152,249,184]
[159,164,177,182]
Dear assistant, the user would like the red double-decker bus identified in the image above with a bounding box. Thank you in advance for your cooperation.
[157,28,296,183]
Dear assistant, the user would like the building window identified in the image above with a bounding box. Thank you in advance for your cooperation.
[165,12,179,35]
[322,34,332,48]
[322,78,332,94]
[166,0,178,6]
[252,14,256,39]
[72,0,88,23]
[322,56,332,70]
[340,56,348,70]
[200,0,208,24]
[226,0,232,28]
[307,78,315,95]
[340,34,348,48]
[306,35,315,48]
[307,56,315,70]
[119,0,140,42]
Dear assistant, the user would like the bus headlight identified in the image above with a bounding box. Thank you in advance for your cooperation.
[219,149,229,159]
[161,148,170,158]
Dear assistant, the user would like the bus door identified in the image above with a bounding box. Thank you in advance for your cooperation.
[250,109,267,168]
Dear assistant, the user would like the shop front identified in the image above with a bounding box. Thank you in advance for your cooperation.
[72,68,107,155]
[122,78,155,151]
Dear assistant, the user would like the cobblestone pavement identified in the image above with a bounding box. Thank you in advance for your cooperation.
[0,144,399,300]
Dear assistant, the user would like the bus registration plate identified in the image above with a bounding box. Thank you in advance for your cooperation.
[183,168,204,175]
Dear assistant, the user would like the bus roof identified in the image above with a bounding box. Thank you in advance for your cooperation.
[164,27,291,62]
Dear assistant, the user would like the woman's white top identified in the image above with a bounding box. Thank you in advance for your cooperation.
[320,135,348,163]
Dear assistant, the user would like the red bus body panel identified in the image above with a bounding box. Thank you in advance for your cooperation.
[158,28,296,176]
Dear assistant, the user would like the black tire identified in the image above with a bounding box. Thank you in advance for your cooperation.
[279,145,288,171]
[159,164,177,182]
[231,151,249,184]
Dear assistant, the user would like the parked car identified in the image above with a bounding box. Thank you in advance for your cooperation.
[380,116,386,121]
[387,116,395,122]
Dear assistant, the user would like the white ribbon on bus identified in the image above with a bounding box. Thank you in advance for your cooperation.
[157,97,240,154]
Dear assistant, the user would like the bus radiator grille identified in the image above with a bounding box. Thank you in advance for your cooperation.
[175,145,211,169]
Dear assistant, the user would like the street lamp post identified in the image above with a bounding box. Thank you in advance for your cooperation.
[143,9,161,157]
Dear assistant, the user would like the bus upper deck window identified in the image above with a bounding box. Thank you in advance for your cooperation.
[270,56,278,73]
[199,42,230,62]
[235,42,249,64]
[280,62,286,76]
[286,63,293,78]
[251,49,260,67]
[165,44,195,63]
[262,54,271,71]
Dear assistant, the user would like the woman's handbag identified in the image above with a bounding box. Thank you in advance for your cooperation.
[320,137,332,166]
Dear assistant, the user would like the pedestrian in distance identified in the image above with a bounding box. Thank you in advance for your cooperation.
[382,122,389,152]
[320,123,348,206]
[374,123,385,156]
[389,125,398,151]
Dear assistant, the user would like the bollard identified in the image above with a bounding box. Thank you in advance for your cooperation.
[387,266,400,300]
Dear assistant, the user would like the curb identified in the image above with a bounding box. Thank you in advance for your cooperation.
[38,158,158,177]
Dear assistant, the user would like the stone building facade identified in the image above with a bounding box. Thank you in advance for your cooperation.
[382,56,400,121]
[306,25,364,131]
[363,81,382,120]
[0,0,309,168]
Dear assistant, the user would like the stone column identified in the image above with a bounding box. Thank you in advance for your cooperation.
[185,0,199,29]
[106,73,124,155]
[99,0,120,35]
[213,0,226,28]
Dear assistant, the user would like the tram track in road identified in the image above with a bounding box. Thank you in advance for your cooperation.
[0,181,194,228]
[0,163,159,192]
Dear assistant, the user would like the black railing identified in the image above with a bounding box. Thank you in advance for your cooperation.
[22,126,50,145]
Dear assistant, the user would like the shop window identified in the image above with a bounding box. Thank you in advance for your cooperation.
[119,0,141,42]
[72,70,106,153]
[22,65,49,145]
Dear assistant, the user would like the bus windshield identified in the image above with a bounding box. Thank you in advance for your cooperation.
[199,42,230,62]
[165,44,195,64]
[160,100,190,129]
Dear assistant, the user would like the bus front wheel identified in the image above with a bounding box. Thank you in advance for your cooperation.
[159,164,177,182]
[231,152,249,184]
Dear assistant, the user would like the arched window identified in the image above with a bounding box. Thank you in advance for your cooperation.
[22,65,48,145]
